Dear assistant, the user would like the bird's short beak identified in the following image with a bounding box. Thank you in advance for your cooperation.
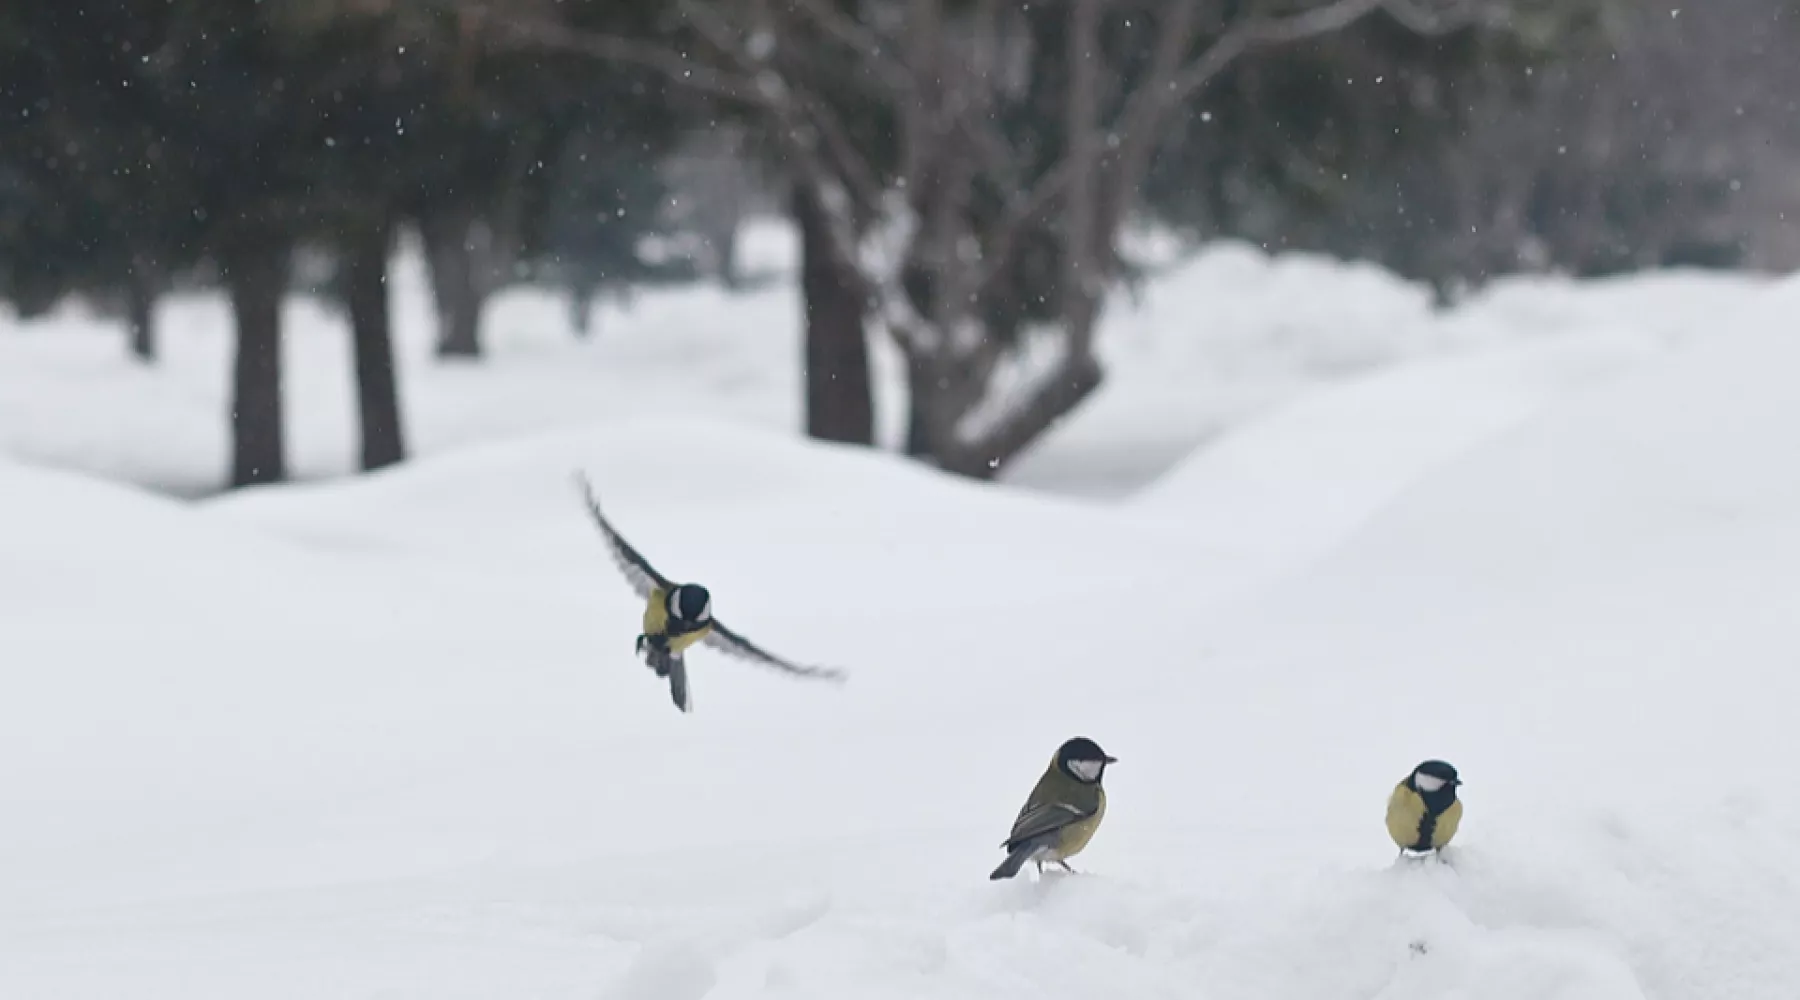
[1104,755,1119,764]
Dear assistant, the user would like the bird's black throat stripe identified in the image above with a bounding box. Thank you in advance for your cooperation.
[1413,811,1437,852]
[1411,784,1457,851]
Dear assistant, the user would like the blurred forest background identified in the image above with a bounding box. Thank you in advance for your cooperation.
[2,0,1795,488]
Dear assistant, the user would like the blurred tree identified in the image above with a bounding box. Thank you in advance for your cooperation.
[794,179,874,445]
[0,0,684,485]
[658,125,765,291]
[1136,0,1795,295]
[285,0,678,458]
[397,0,678,359]
[495,0,1498,477]
[0,0,204,362]
[4,0,314,484]
[339,213,406,471]
[281,0,434,472]
[528,118,684,340]
[399,13,541,361]
[9,0,1784,495]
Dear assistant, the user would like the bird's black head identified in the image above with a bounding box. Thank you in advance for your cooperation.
[1410,759,1461,802]
[668,584,712,623]
[1414,760,1460,784]
[1055,737,1117,783]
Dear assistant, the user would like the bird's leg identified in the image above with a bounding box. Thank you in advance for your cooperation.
[1056,860,1077,874]
[1033,860,1044,876]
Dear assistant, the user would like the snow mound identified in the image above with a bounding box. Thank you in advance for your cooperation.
[1192,309,1800,997]
[1224,304,1800,755]
[8,422,1210,917]
[10,292,1800,996]
[202,418,1204,612]
[1130,328,1667,592]
[0,457,280,606]
[1004,244,1756,497]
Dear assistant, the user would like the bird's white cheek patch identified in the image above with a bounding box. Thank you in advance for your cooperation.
[1069,760,1103,781]
[1414,773,1447,793]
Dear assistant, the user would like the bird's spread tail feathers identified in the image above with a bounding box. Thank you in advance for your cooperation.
[666,657,691,712]
[636,637,691,712]
[989,844,1036,880]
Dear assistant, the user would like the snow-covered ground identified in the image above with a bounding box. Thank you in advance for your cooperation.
[4,226,1799,998]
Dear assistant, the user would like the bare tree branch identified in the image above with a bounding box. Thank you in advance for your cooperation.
[785,0,916,101]
[480,13,754,105]
[1090,0,1206,258]
[1168,0,1491,128]
[943,355,1105,477]
[1383,0,1510,33]
[482,0,1501,480]
[485,4,878,257]
[1096,0,1488,246]
[966,158,1081,304]
[477,0,898,367]
[674,0,889,216]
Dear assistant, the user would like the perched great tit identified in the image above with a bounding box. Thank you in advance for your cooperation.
[1386,759,1463,856]
[575,473,847,713]
[990,737,1117,880]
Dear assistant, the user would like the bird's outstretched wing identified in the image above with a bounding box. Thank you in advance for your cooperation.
[701,620,848,683]
[573,472,672,600]
[1004,800,1091,848]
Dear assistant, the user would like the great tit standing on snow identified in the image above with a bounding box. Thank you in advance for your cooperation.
[990,737,1117,880]
[575,473,847,713]
[1386,759,1463,856]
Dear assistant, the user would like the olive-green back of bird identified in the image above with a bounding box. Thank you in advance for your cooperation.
[1385,781,1462,851]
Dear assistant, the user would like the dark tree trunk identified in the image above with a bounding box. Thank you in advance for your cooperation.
[125,260,156,363]
[419,206,485,359]
[794,183,874,447]
[902,362,933,458]
[344,218,406,472]
[712,220,741,290]
[569,284,595,339]
[224,238,288,488]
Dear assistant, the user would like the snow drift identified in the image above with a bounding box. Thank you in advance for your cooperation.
[1129,329,1669,594]
[8,281,1800,998]
[1178,312,1800,1000]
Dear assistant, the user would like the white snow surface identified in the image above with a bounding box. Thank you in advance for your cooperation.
[5,231,1800,998]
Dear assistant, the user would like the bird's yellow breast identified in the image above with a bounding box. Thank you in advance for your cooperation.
[1049,786,1106,861]
[1385,782,1462,851]
[668,626,711,654]
[643,589,669,635]
[643,588,711,653]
